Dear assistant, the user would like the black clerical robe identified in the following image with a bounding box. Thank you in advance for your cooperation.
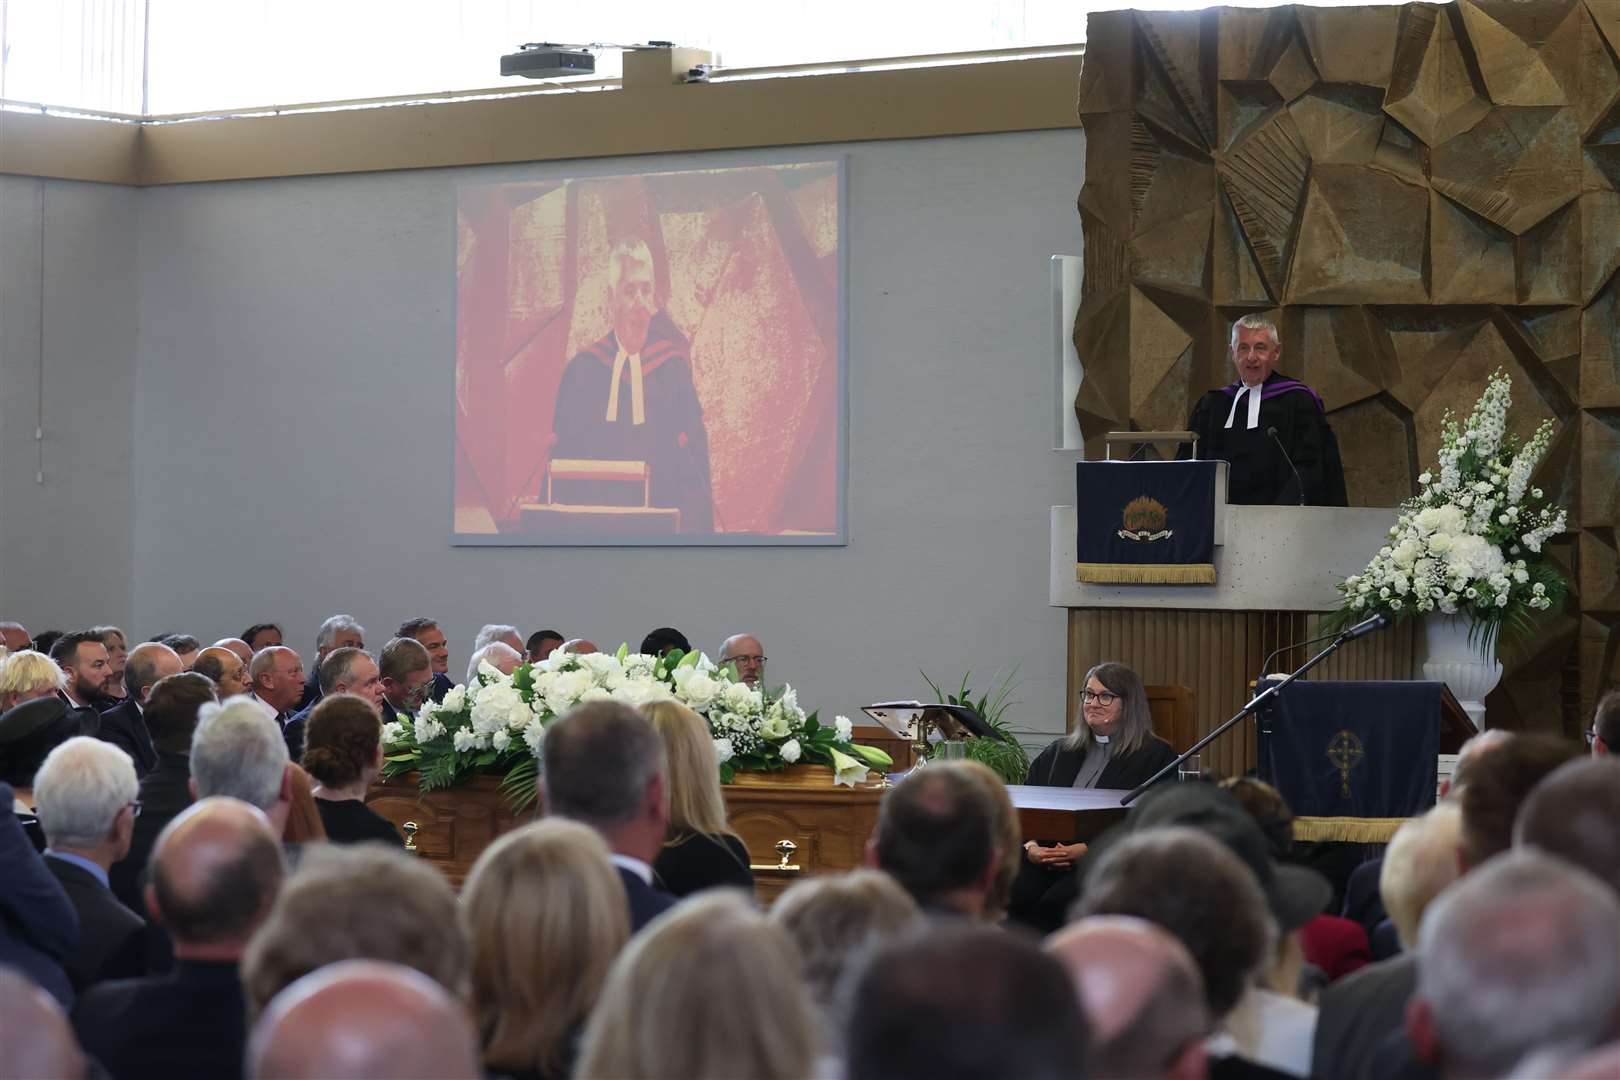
[549,311,714,533]
[1185,372,1347,506]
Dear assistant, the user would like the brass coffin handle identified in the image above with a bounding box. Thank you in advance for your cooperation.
[402,821,420,853]
[749,838,801,874]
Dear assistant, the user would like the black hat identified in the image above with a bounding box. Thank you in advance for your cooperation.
[1123,781,1331,931]
[0,697,96,786]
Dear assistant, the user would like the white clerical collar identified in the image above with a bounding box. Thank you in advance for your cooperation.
[609,852,653,885]
[606,347,647,426]
[1093,734,1111,744]
[1223,381,1265,430]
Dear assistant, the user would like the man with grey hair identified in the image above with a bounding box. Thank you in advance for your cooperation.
[247,646,307,759]
[719,632,768,688]
[1046,915,1209,1080]
[0,619,30,654]
[282,646,382,761]
[32,736,147,990]
[247,960,481,1080]
[1405,850,1620,1079]
[189,699,294,838]
[297,614,364,711]
[95,641,183,779]
[548,237,714,533]
[1184,315,1345,506]
[472,623,523,656]
[542,699,674,931]
[466,640,522,684]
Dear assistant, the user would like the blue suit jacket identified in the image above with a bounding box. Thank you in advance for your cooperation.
[0,782,79,1006]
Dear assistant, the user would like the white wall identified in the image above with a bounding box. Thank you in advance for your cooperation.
[5,130,1084,739]
[0,176,139,632]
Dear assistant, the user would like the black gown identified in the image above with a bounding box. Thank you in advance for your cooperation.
[1185,371,1347,506]
[549,311,714,533]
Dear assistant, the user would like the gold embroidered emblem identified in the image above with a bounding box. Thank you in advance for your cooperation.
[1327,730,1365,798]
[1117,495,1173,542]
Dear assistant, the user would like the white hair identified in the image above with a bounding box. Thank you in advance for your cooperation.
[31,736,138,849]
[0,650,67,698]
[315,615,364,651]
[192,698,290,811]
[1379,802,1463,950]
[472,624,518,654]
[466,642,521,684]
[1228,315,1279,352]
[1417,850,1620,1078]
[606,239,654,292]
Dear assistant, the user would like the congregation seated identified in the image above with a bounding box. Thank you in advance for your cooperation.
[462,820,629,1080]
[376,636,434,725]
[301,693,402,847]
[396,617,455,703]
[1013,660,1177,932]
[31,736,147,993]
[246,959,482,1080]
[474,623,525,658]
[73,797,283,1080]
[51,630,119,714]
[241,843,467,1017]
[541,700,677,931]
[191,645,251,697]
[95,641,183,779]
[282,646,382,762]
[297,614,365,711]
[575,890,820,1080]
[643,699,754,898]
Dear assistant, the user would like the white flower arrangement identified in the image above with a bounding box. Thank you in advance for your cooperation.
[381,645,892,807]
[1335,370,1567,650]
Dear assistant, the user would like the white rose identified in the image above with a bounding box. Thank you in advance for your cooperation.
[713,737,735,764]
[781,738,802,764]
[491,730,511,751]
[681,672,721,708]
[579,686,614,704]
[440,686,467,714]
[471,684,524,735]
[834,715,854,741]
[722,681,758,712]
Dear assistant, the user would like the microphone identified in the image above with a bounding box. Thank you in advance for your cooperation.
[1336,612,1390,641]
[1257,629,1341,683]
[1266,425,1306,506]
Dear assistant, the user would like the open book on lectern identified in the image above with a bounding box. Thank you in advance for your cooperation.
[861,701,1007,742]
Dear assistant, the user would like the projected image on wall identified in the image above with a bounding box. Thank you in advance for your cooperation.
[453,160,844,545]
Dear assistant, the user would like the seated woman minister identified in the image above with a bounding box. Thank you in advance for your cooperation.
[643,699,754,897]
[301,693,404,846]
[1010,661,1177,932]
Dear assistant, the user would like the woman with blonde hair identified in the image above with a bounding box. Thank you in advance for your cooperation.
[0,650,66,712]
[642,698,754,897]
[462,819,629,1080]
[575,890,820,1080]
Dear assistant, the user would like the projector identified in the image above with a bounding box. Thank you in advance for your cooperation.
[501,44,596,79]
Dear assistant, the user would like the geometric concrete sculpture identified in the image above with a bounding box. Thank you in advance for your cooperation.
[1075,0,1620,730]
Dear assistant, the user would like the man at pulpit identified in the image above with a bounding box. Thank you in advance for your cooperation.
[1185,316,1347,507]
[549,239,714,534]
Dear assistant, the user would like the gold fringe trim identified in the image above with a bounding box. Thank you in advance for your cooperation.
[1076,562,1216,585]
[1293,816,1411,844]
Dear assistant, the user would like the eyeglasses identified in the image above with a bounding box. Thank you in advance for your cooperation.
[126,800,143,819]
[1080,690,1118,707]
[727,655,767,667]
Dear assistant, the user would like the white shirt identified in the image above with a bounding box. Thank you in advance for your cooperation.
[1209,986,1317,1078]
[1223,381,1266,430]
[245,693,279,722]
[605,347,647,426]
[609,852,654,886]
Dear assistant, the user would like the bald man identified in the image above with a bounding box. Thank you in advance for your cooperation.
[97,641,184,778]
[0,968,87,1080]
[75,797,283,1079]
[1046,916,1209,1080]
[465,641,521,684]
[193,646,251,698]
[719,633,767,687]
[214,638,254,667]
[247,960,482,1079]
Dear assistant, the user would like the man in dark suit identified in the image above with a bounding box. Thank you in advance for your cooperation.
[49,630,116,724]
[0,780,80,1008]
[281,647,383,762]
[870,764,1000,920]
[110,673,217,912]
[32,735,147,991]
[95,642,183,780]
[396,617,455,704]
[296,615,365,712]
[542,700,676,931]
[377,637,434,726]
[245,646,307,761]
[74,796,284,1080]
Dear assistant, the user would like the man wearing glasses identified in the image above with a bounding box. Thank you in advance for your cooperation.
[31,736,147,990]
[1589,690,1619,757]
[718,633,768,689]
[377,638,435,727]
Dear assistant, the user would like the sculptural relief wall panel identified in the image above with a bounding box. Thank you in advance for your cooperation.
[1074,1,1619,727]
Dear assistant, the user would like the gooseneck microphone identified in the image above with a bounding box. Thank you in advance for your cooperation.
[1266,425,1306,506]
[1336,612,1390,641]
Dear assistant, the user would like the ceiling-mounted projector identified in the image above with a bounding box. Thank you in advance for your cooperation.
[501,43,596,79]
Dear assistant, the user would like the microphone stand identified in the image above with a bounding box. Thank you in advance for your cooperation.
[1121,624,1368,805]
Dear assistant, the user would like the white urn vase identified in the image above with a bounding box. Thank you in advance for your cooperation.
[1420,616,1502,730]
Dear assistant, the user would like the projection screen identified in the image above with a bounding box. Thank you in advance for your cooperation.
[452,159,846,545]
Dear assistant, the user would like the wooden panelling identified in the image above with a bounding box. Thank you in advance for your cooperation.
[1067,609,1415,776]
